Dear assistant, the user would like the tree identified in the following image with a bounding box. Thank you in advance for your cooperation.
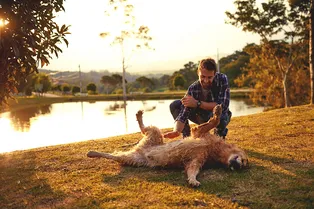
[170,61,198,90]
[235,41,310,107]
[226,0,310,107]
[17,73,36,96]
[86,83,97,93]
[173,74,186,90]
[34,73,52,95]
[72,86,80,95]
[289,0,313,104]
[136,76,154,88]
[0,0,70,107]
[100,0,153,101]
[62,84,71,94]
[100,75,116,94]
[219,49,250,87]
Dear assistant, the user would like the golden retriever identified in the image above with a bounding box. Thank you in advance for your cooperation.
[87,106,248,187]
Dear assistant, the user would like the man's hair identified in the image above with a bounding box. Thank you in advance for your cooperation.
[198,58,217,73]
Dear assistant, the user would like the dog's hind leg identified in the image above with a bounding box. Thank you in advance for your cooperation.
[136,110,146,134]
[185,159,203,187]
[87,150,147,166]
[87,151,119,160]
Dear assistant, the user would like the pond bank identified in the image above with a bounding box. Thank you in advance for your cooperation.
[1,89,251,113]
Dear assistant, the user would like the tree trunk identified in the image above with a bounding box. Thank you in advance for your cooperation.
[122,59,127,102]
[283,72,291,107]
[121,42,127,102]
[310,0,314,104]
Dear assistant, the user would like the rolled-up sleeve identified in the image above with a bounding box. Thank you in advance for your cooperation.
[215,74,230,114]
[175,84,195,123]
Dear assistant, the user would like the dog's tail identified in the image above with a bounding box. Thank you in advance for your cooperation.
[87,151,118,160]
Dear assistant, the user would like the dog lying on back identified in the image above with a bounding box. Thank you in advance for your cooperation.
[87,106,248,187]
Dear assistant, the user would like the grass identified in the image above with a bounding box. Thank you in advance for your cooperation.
[0,105,313,208]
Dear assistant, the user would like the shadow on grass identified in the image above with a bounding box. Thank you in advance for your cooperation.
[100,149,314,208]
[0,151,66,208]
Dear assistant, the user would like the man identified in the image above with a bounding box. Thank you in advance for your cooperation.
[164,57,231,139]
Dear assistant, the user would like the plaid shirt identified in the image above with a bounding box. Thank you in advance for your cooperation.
[176,72,230,123]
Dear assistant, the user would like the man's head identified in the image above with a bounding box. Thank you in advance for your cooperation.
[197,58,217,89]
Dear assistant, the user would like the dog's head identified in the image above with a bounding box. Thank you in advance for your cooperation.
[228,152,249,170]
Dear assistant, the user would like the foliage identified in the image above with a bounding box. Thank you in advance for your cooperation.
[86,83,97,92]
[17,74,36,96]
[61,84,70,93]
[172,74,186,90]
[219,49,250,87]
[71,86,80,95]
[170,61,198,90]
[100,75,117,94]
[226,0,310,107]
[235,42,310,107]
[0,0,70,106]
[135,76,154,88]
[34,73,52,94]
[51,84,62,92]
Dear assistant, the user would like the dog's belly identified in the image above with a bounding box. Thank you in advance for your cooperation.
[143,139,213,167]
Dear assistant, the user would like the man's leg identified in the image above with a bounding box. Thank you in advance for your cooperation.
[169,100,193,137]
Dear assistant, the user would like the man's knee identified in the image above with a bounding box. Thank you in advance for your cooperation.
[170,100,182,116]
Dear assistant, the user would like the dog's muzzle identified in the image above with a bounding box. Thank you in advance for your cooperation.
[229,159,241,170]
[228,155,246,170]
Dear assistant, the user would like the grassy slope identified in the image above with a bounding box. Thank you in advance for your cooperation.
[0,105,313,209]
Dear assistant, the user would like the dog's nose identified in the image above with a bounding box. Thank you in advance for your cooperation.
[229,156,241,170]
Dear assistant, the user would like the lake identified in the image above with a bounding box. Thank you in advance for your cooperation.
[0,99,264,153]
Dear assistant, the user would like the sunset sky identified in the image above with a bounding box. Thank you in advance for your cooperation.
[47,0,264,73]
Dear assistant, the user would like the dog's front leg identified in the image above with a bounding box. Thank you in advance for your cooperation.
[185,159,202,187]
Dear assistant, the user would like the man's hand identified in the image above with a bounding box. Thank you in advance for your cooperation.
[163,131,180,139]
[181,95,197,108]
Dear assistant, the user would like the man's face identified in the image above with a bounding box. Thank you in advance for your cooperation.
[198,67,215,89]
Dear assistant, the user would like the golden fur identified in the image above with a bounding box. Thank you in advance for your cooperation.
[87,108,248,187]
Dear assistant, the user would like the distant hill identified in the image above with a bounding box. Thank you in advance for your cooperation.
[39,69,175,91]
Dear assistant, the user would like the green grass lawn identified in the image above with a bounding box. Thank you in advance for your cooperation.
[0,105,313,208]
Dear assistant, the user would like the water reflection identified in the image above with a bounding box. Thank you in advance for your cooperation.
[9,105,52,131]
[0,99,264,153]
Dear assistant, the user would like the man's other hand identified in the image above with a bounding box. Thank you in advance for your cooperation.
[181,95,197,108]
[163,131,180,139]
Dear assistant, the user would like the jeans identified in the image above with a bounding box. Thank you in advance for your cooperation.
[170,100,231,138]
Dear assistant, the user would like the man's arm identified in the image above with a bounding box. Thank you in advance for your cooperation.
[181,95,217,111]
[163,120,185,138]
[216,74,230,113]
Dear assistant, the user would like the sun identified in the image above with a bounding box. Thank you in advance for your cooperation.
[0,19,9,27]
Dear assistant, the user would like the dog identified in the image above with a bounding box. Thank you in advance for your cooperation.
[87,106,248,187]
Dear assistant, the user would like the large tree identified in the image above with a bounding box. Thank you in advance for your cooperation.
[219,49,250,87]
[226,0,310,107]
[0,0,69,107]
[289,0,314,104]
[170,61,198,90]
[100,0,153,102]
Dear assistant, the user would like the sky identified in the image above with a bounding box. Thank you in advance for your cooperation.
[47,0,263,73]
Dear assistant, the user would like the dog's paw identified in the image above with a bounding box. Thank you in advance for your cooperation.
[188,178,201,187]
[191,126,199,132]
[136,110,144,118]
